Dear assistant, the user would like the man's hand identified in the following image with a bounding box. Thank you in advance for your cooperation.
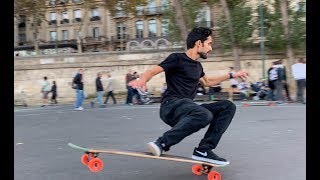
[128,78,147,92]
[233,70,249,80]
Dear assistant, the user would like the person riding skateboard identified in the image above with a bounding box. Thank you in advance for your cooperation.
[129,27,248,165]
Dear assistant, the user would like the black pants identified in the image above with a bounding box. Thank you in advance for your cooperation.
[157,98,236,151]
[296,79,306,102]
[51,92,57,104]
[104,91,117,104]
[284,83,292,101]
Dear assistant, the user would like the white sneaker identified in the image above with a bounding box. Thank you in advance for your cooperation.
[74,107,84,111]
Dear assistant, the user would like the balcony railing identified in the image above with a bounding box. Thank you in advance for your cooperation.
[83,36,108,43]
[48,20,57,25]
[60,19,70,24]
[73,18,82,23]
[90,16,101,21]
[111,35,130,42]
[113,11,129,18]
[135,6,164,16]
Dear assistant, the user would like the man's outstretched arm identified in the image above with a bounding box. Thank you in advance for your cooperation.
[200,70,248,87]
[129,65,164,91]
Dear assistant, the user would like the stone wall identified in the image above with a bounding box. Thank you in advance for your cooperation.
[14,49,304,105]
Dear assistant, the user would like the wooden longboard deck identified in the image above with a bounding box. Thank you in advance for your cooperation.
[241,101,277,106]
[68,143,227,167]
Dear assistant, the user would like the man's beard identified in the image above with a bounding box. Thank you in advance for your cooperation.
[199,51,208,59]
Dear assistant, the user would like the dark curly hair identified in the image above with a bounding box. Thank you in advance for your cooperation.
[186,27,212,49]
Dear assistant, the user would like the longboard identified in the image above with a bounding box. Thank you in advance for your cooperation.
[68,142,226,180]
[241,101,277,107]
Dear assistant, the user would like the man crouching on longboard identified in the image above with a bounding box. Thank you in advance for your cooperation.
[129,27,248,165]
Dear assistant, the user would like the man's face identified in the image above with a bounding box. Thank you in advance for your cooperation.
[198,36,213,59]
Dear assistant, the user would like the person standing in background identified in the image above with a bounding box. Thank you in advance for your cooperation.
[125,69,135,105]
[291,58,306,103]
[41,76,51,107]
[91,72,105,108]
[104,72,117,105]
[50,81,58,104]
[73,69,85,111]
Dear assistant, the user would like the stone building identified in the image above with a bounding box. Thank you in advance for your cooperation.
[14,0,216,56]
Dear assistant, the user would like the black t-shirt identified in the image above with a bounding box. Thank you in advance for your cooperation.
[159,53,205,102]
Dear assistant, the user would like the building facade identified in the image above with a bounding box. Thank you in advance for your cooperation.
[14,0,214,56]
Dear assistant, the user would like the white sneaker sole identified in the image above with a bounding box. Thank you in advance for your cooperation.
[147,142,161,156]
[191,155,229,165]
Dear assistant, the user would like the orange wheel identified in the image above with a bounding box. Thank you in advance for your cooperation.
[81,154,90,166]
[208,171,221,180]
[192,164,203,176]
[88,158,104,173]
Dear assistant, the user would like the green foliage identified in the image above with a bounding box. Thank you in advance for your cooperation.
[262,1,306,52]
[161,0,205,43]
[217,3,255,50]
[261,3,286,51]
[288,2,306,51]
[14,0,47,23]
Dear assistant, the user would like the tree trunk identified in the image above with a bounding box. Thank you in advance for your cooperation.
[172,0,188,50]
[219,0,241,70]
[33,14,40,55]
[280,0,294,72]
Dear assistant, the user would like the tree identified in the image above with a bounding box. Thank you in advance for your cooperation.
[279,0,294,71]
[212,0,254,70]
[14,0,47,55]
[263,0,305,73]
[172,0,188,49]
[161,0,204,46]
[289,1,306,51]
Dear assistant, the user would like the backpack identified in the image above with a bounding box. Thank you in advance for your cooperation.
[71,76,77,89]
[269,67,278,81]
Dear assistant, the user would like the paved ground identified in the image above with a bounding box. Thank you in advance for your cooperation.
[14,101,306,180]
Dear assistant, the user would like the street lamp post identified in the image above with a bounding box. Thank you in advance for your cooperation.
[258,0,266,79]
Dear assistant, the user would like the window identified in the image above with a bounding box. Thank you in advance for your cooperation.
[116,23,126,39]
[50,31,57,41]
[50,12,57,20]
[135,20,144,38]
[115,1,125,17]
[62,30,68,40]
[74,9,81,18]
[93,27,99,38]
[62,11,68,19]
[92,8,99,17]
[20,15,27,23]
[19,34,26,42]
[295,2,306,12]
[49,0,56,5]
[148,19,157,37]
[161,0,169,11]
[147,0,157,14]
[195,6,211,27]
[136,5,144,15]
